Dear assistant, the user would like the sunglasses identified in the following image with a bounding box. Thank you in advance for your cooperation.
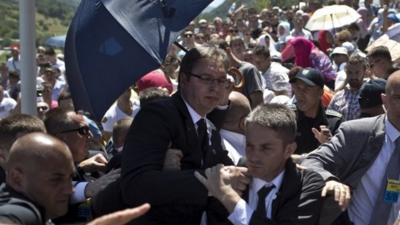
[60,126,90,136]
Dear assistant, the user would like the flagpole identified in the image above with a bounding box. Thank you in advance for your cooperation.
[19,0,37,116]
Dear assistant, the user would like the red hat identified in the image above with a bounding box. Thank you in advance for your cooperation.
[136,70,173,94]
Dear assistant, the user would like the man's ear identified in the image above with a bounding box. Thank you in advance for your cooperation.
[285,142,297,159]
[7,167,25,192]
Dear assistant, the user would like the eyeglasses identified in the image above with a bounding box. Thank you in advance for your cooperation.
[187,72,231,88]
[60,126,90,136]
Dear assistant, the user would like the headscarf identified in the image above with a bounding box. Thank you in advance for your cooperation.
[317,30,333,54]
[357,7,369,28]
[277,21,291,42]
[257,33,281,59]
[290,37,314,67]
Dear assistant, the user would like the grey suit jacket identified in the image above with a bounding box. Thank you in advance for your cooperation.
[301,114,386,224]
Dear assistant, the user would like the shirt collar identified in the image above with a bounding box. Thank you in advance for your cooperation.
[182,97,203,124]
[220,129,246,148]
[181,96,216,131]
[385,116,400,143]
[251,170,285,193]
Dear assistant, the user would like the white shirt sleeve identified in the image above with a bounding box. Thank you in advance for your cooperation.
[227,199,254,225]
[71,181,88,204]
[101,115,113,133]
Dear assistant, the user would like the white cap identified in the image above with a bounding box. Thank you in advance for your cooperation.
[330,47,348,57]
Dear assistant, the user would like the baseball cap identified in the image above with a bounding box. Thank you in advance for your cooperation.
[358,79,386,108]
[289,68,324,88]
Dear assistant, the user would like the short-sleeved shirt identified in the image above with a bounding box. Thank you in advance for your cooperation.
[239,62,263,100]
[261,62,292,96]
[0,96,17,119]
[101,101,140,132]
[6,57,20,74]
[328,87,361,121]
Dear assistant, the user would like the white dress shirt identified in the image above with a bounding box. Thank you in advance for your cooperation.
[183,98,215,140]
[183,98,216,225]
[348,117,400,225]
[220,129,246,165]
[228,172,285,225]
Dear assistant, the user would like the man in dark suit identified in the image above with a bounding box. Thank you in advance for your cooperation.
[121,46,248,225]
[196,103,324,225]
[301,71,400,225]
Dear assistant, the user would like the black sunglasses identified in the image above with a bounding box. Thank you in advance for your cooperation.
[60,126,90,136]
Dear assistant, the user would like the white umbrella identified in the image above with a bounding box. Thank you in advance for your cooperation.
[305,5,361,31]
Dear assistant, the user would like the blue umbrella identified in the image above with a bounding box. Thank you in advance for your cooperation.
[65,0,212,120]
[46,35,66,48]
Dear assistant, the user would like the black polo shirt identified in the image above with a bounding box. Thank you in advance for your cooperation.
[295,105,342,155]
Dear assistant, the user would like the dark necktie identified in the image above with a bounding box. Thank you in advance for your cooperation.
[196,119,209,155]
[250,185,275,225]
[369,137,400,225]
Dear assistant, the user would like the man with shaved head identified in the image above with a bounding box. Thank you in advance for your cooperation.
[220,91,251,164]
[0,133,74,225]
[302,70,400,225]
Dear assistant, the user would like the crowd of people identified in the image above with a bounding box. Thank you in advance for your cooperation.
[0,0,400,224]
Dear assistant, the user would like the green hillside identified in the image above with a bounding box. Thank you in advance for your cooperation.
[0,0,79,46]
[202,0,299,20]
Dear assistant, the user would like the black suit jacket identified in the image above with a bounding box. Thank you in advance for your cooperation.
[239,159,324,225]
[121,92,233,225]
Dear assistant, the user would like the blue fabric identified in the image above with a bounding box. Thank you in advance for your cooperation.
[65,0,211,121]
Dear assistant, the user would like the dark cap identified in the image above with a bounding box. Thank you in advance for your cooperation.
[289,68,324,88]
[358,79,386,109]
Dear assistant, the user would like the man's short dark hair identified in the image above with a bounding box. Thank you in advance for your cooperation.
[179,45,228,79]
[139,87,170,106]
[347,54,368,69]
[245,103,297,143]
[44,108,75,135]
[367,46,392,62]
[253,45,270,59]
[0,114,46,152]
[229,36,245,48]
[44,47,56,56]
